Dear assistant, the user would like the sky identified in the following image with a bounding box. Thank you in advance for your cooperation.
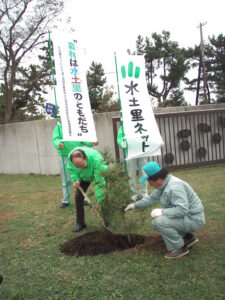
[56,0,225,105]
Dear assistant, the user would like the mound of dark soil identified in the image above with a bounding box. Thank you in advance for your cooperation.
[60,231,165,257]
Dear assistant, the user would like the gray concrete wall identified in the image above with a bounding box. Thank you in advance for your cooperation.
[92,111,119,158]
[0,111,119,175]
[0,104,224,174]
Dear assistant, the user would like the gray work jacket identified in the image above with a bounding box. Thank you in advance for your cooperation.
[134,174,204,218]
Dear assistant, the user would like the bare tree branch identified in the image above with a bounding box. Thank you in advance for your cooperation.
[0,0,64,123]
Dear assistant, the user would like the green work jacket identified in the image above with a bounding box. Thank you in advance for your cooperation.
[67,147,108,203]
[52,124,93,157]
[134,174,204,218]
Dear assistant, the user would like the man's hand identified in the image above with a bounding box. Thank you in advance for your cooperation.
[58,143,64,149]
[92,202,100,214]
[151,208,163,219]
[124,203,135,212]
[92,141,99,146]
[73,181,80,188]
[121,139,127,149]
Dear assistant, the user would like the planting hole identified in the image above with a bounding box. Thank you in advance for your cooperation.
[60,231,165,257]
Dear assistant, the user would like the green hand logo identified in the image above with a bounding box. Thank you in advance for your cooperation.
[121,61,140,79]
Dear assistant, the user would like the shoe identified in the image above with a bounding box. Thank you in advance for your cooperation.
[60,203,69,208]
[165,244,189,259]
[183,234,199,248]
[72,223,87,233]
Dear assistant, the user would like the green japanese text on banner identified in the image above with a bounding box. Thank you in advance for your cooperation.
[116,55,164,160]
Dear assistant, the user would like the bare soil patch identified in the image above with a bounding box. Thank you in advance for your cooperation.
[60,231,165,257]
[0,211,19,225]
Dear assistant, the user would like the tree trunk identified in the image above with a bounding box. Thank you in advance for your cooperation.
[207,82,211,103]
[3,64,17,123]
[4,93,13,124]
[3,78,15,124]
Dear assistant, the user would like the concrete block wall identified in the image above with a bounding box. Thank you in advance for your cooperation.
[0,104,224,174]
[0,111,119,175]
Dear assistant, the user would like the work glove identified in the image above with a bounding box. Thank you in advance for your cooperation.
[121,139,127,148]
[151,208,163,219]
[124,203,135,212]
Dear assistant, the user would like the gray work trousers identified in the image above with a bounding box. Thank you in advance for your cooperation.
[59,156,72,204]
[127,157,148,197]
[152,211,205,251]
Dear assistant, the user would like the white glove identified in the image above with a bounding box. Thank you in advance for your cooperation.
[121,140,127,148]
[151,208,163,219]
[124,203,135,212]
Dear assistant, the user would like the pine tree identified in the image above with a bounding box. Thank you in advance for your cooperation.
[206,34,225,103]
[129,31,190,106]
[86,62,107,110]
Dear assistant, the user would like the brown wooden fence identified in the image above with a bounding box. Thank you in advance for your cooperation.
[112,108,225,170]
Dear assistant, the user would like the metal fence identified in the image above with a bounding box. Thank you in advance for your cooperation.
[112,108,225,170]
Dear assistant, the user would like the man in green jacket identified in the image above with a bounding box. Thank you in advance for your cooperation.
[125,161,205,259]
[117,126,147,201]
[52,123,97,208]
[67,147,108,232]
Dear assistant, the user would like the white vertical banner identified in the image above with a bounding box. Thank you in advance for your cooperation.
[51,33,97,142]
[116,55,164,160]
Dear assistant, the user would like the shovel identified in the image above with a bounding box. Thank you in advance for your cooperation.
[76,185,112,234]
[76,185,91,204]
[76,185,129,249]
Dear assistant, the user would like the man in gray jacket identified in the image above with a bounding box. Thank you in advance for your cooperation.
[125,161,205,259]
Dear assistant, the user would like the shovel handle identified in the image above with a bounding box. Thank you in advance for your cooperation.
[76,185,91,204]
[76,185,113,235]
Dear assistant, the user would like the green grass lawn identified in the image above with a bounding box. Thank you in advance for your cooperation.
[0,165,225,300]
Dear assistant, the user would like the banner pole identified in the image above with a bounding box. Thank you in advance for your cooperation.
[48,31,72,211]
[114,53,128,176]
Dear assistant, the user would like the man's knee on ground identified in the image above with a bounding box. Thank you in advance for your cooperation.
[152,215,166,230]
